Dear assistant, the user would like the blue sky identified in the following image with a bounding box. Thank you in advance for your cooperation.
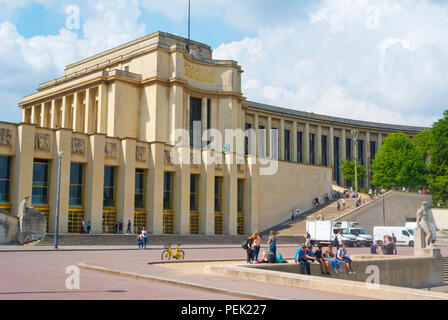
[1,0,447,127]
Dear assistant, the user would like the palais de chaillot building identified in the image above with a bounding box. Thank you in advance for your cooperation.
[0,32,425,236]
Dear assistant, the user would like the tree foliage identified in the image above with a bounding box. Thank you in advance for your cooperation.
[371,132,426,190]
[340,159,366,188]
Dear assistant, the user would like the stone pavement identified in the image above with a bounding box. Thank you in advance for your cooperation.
[1,245,446,300]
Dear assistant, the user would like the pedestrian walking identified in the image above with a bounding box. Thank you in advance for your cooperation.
[127,220,132,234]
[86,221,91,234]
[268,231,277,257]
[392,233,398,255]
[141,227,148,249]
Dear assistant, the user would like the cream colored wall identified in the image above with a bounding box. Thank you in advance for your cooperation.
[257,161,333,232]
[432,208,448,230]
[336,192,434,233]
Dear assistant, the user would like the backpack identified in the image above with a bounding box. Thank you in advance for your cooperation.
[242,239,251,250]
[276,254,284,263]
[267,251,276,263]
[332,235,339,247]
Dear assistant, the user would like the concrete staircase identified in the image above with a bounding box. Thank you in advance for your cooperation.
[444,258,448,285]
[270,196,373,237]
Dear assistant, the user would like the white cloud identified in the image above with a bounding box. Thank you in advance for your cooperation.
[214,0,448,126]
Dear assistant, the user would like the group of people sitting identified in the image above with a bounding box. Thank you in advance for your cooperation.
[295,243,355,275]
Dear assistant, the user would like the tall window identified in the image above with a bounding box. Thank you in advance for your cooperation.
[135,169,146,210]
[0,156,12,205]
[297,132,303,163]
[322,135,328,167]
[284,129,291,161]
[214,176,223,235]
[237,179,245,235]
[190,174,199,212]
[358,140,364,166]
[163,172,174,211]
[103,166,117,208]
[346,138,352,161]
[69,163,84,207]
[32,159,50,205]
[245,123,252,156]
[334,137,340,183]
[370,141,376,182]
[310,133,315,165]
[190,97,202,148]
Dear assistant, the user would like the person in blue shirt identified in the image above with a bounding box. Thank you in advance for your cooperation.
[295,244,311,275]
[370,242,378,255]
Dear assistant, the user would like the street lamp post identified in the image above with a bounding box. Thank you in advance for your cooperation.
[54,151,64,249]
[351,129,359,195]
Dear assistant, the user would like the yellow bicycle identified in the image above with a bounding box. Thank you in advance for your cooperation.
[161,244,185,261]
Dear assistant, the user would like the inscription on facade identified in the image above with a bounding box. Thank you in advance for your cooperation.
[184,62,219,84]
[35,134,50,152]
[136,146,146,162]
[105,142,117,158]
[0,128,12,147]
[71,137,85,155]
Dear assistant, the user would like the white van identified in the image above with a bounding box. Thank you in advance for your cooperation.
[373,226,414,247]
[339,222,374,247]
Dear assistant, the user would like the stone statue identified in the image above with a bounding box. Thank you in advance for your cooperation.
[18,196,41,218]
[415,201,433,248]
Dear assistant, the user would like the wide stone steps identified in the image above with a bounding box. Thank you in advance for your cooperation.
[36,234,305,247]
[444,258,448,284]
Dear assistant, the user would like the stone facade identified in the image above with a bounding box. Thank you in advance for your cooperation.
[0,32,425,236]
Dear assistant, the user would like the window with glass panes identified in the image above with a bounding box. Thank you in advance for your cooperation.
[190,174,199,234]
[322,135,328,167]
[135,169,146,210]
[237,179,245,235]
[0,156,12,206]
[103,166,117,208]
[214,176,223,235]
[32,159,50,205]
[297,132,303,163]
[69,163,84,207]
[309,134,315,165]
[163,172,174,234]
[284,129,291,161]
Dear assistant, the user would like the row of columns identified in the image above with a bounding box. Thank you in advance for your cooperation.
[245,114,386,187]
[23,85,108,134]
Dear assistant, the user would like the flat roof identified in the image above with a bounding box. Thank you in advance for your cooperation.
[243,100,428,133]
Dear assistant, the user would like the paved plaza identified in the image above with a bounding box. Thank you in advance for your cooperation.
[1,244,447,300]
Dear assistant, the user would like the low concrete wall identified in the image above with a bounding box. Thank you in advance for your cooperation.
[257,161,332,232]
[336,192,433,233]
[433,209,448,230]
[0,213,19,244]
[252,255,444,289]
[206,257,447,300]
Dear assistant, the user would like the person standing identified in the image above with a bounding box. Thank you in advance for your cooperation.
[305,231,311,247]
[81,220,85,234]
[268,231,277,257]
[391,233,398,255]
[336,229,343,251]
[127,220,132,234]
[118,221,123,234]
[252,232,262,263]
[86,221,91,234]
[141,227,148,249]
[242,235,254,264]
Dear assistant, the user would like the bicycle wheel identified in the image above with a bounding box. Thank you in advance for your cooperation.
[161,250,171,261]
[175,250,185,260]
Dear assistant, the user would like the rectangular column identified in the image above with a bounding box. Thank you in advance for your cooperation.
[329,127,335,170]
[254,114,259,157]
[50,129,72,233]
[117,139,136,231]
[304,123,310,164]
[200,149,215,235]
[61,96,70,129]
[85,134,106,234]
[175,147,191,234]
[246,155,259,233]
[97,84,108,134]
[149,142,165,235]
[224,153,237,235]
[12,124,35,217]
[292,121,298,162]
[84,89,94,134]
[280,119,285,161]
[267,117,272,158]
[316,125,322,166]
[50,100,56,129]
[201,98,208,149]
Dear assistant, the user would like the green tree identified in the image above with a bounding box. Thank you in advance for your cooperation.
[340,160,366,189]
[413,129,433,166]
[371,132,426,190]
[428,110,448,204]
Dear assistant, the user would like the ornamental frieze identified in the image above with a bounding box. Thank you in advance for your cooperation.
[71,137,85,155]
[136,146,146,162]
[105,142,117,159]
[0,128,12,147]
[35,134,50,152]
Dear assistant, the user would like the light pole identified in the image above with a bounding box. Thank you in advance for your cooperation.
[351,129,359,194]
[54,151,64,249]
